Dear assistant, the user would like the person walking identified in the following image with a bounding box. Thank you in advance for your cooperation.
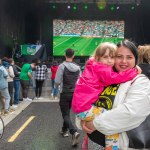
[55,48,81,147]
[50,61,59,99]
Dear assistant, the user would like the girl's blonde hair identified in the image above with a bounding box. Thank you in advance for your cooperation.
[138,45,150,64]
[93,42,117,62]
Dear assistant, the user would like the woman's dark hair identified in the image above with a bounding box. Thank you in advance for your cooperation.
[117,39,138,65]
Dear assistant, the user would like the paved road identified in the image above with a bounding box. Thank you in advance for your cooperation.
[0,72,96,150]
[0,101,85,150]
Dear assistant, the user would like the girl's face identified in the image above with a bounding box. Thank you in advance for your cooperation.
[115,46,136,72]
[98,49,115,66]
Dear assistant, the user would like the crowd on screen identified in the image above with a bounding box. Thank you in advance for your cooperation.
[53,19,124,38]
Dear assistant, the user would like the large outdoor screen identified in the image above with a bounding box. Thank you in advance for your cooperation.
[53,19,124,56]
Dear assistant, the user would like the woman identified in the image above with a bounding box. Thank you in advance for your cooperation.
[35,60,47,99]
[81,39,150,150]
[11,59,21,106]
[7,58,16,109]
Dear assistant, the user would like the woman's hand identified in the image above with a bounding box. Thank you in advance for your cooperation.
[81,120,96,134]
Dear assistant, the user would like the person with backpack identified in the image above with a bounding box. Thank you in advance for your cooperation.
[55,48,81,147]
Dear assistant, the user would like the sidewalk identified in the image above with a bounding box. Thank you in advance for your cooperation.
[1,71,58,126]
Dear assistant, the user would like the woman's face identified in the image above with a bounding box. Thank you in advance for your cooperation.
[115,46,136,72]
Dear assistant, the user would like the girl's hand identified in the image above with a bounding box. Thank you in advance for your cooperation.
[136,65,142,74]
[81,120,96,134]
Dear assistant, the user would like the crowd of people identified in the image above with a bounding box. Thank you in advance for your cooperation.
[0,58,20,115]
[0,58,59,115]
[53,19,124,38]
[0,39,150,150]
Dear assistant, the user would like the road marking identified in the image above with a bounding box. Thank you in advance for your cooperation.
[8,116,36,142]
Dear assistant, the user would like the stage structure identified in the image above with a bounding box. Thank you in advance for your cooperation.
[20,44,47,63]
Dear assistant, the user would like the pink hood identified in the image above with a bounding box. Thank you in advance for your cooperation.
[72,58,137,113]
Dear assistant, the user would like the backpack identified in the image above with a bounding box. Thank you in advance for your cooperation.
[62,65,80,93]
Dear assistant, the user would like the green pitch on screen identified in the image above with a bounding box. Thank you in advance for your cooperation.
[53,36,123,56]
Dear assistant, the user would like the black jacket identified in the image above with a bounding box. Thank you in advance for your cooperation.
[139,63,150,79]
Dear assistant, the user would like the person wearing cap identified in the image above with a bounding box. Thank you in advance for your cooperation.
[81,39,150,150]
[55,48,81,147]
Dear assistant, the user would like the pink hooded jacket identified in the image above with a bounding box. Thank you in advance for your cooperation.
[72,58,138,113]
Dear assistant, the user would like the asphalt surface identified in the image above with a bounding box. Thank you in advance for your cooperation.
[0,101,85,150]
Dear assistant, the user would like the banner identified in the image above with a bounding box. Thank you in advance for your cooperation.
[21,44,42,55]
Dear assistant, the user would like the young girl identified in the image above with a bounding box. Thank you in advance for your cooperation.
[72,42,138,150]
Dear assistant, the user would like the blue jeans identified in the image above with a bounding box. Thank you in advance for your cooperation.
[14,80,20,104]
[51,79,58,96]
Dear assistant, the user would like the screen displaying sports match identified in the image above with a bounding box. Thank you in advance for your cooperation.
[53,19,124,56]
